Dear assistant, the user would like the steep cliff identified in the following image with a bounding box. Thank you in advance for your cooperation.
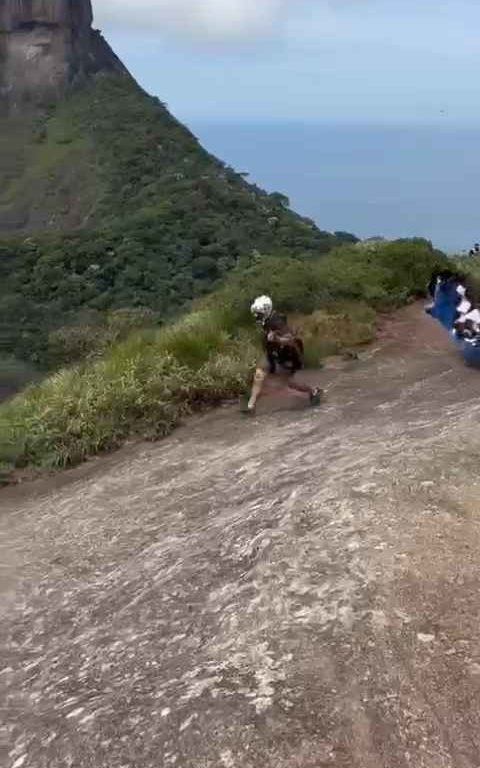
[0,0,127,111]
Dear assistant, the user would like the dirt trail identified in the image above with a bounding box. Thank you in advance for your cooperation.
[2,304,480,768]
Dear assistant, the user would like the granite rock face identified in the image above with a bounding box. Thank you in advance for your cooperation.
[0,0,128,111]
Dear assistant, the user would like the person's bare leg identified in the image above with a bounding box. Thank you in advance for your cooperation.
[286,373,322,405]
[286,376,312,395]
[247,367,267,411]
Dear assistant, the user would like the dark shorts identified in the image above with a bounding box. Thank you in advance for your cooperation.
[260,348,304,376]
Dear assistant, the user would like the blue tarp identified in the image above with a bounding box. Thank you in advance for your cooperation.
[426,279,480,367]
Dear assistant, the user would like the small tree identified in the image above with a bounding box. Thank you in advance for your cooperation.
[269,192,290,209]
[334,231,360,244]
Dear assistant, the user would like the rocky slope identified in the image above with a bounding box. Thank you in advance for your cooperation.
[3,304,480,767]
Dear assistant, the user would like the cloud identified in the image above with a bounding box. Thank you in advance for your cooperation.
[93,0,290,42]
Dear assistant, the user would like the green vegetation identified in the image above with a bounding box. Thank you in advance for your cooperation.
[0,357,39,401]
[0,75,346,371]
[458,254,480,285]
[0,238,449,481]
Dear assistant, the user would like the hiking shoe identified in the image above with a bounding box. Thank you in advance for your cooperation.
[309,388,323,407]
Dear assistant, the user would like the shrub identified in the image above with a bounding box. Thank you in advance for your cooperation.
[456,254,480,286]
[46,307,161,367]
[208,238,449,324]
[0,310,255,471]
[293,302,376,367]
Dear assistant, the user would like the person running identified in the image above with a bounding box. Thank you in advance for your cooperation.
[244,295,322,413]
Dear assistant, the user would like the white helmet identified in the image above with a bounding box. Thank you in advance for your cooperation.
[251,295,273,323]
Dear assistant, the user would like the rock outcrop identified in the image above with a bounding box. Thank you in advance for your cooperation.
[0,0,129,112]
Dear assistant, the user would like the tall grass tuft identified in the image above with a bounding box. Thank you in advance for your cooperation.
[0,310,255,473]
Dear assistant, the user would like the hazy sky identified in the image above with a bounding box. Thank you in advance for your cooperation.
[93,0,479,124]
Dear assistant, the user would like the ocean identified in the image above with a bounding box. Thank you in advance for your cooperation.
[191,121,480,254]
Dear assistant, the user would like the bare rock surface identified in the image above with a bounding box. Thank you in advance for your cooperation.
[2,304,480,767]
[0,0,127,112]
